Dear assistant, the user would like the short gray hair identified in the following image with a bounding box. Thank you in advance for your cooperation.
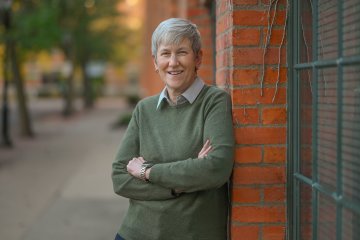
[151,18,202,59]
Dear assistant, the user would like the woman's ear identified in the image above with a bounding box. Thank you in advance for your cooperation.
[195,50,203,70]
[152,55,158,72]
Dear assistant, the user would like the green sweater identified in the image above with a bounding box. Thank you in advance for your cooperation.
[112,85,234,240]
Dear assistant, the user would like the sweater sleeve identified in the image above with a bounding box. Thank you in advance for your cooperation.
[148,91,235,193]
[111,106,175,201]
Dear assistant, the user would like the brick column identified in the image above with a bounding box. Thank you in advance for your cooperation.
[216,0,288,239]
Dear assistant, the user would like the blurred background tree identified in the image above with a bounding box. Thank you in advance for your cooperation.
[13,0,130,114]
[1,0,36,139]
[0,0,135,143]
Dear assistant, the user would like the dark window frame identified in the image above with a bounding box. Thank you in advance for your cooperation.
[288,1,360,240]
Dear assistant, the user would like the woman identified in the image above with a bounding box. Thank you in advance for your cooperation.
[112,18,234,240]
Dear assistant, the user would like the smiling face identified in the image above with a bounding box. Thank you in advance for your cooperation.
[153,38,202,98]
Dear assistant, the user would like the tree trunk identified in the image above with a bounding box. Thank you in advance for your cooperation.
[81,61,94,109]
[1,36,12,146]
[62,64,75,117]
[9,41,34,137]
[61,44,75,117]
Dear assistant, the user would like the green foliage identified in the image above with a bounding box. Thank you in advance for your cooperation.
[125,93,140,107]
[92,76,104,96]
[2,0,135,109]
[37,85,61,98]
[7,0,130,65]
[61,0,128,63]
[1,0,138,112]
[111,112,133,129]
[12,2,60,51]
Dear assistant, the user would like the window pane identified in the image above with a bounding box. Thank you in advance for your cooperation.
[293,1,360,240]
[342,206,360,240]
[317,68,338,192]
[300,69,313,178]
[318,0,338,60]
[300,183,313,240]
[343,0,360,57]
[317,194,337,240]
[342,66,360,203]
[300,0,313,63]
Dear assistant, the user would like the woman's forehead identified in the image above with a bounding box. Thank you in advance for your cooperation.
[158,38,192,51]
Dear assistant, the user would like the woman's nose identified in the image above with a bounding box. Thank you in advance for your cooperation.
[169,54,179,66]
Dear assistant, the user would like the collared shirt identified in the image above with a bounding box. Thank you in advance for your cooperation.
[156,77,205,109]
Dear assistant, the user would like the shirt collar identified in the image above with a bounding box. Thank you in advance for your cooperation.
[156,77,205,109]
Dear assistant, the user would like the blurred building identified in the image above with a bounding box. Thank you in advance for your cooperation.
[140,1,360,240]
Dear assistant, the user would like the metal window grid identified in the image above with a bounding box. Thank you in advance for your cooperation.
[288,0,360,240]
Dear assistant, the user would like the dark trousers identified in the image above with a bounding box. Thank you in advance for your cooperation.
[115,233,125,240]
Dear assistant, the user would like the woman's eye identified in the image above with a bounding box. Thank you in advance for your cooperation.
[161,52,170,57]
[178,51,187,55]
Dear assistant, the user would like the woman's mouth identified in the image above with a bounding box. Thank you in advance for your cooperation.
[167,71,183,75]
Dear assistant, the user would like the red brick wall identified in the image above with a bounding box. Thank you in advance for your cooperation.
[216,0,287,239]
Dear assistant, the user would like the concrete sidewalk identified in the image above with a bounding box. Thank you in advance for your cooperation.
[0,98,129,240]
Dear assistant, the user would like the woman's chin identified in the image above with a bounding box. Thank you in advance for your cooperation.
[166,80,183,88]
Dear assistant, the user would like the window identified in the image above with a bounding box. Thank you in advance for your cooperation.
[288,1,360,239]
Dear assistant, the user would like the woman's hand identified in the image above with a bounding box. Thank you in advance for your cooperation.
[127,157,146,178]
[198,139,212,158]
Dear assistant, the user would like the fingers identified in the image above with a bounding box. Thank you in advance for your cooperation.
[138,157,146,163]
[203,139,210,149]
[198,139,209,156]
[200,145,212,158]
[126,157,146,177]
[198,139,213,158]
[129,157,145,164]
[126,158,137,174]
[204,144,212,155]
